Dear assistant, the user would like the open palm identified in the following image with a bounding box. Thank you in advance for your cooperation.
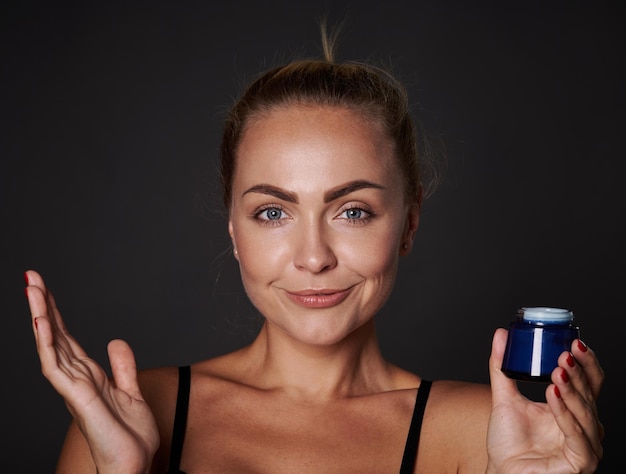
[25,270,159,473]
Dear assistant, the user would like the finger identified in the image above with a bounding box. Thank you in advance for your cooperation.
[24,274,81,360]
[48,289,66,331]
[25,269,56,334]
[33,311,108,410]
[46,289,88,359]
[27,303,63,378]
[25,281,53,347]
[556,349,605,447]
[24,269,45,291]
[25,270,62,333]
[558,350,595,412]
[565,340,605,442]
[548,367,604,463]
[108,339,143,400]
[25,285,76,380]
[571,339,604,401]
[25,272,92,380]
[488,328,523,402]
[26,270,89,357]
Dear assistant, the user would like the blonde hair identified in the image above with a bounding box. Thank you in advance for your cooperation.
[220,21,441,210]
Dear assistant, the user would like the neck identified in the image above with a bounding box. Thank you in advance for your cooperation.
[241,319,394,401]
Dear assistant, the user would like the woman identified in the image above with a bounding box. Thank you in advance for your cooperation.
[25,28,604,473]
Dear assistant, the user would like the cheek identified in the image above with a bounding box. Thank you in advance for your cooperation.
[234,229,295,313]
[234,226,290,280]
[339,225,402,275]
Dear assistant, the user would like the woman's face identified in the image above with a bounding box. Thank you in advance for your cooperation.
[228,105,419,346]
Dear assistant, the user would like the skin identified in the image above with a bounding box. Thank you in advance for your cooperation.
[25,105,604,473]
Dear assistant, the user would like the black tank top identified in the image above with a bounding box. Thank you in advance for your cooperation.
[167,365,432,474]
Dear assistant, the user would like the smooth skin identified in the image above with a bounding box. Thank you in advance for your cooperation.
[26,105,604,473]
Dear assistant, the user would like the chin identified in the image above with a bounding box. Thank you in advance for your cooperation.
[277,317,372,348]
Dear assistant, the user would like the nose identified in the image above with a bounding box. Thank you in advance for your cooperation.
[292,219,337,273]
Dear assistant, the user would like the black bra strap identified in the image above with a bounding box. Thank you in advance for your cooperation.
[399,380,432,474]
[167,367,429,473]
[168,365,191,473]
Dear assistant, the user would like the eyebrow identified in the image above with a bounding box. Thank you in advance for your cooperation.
[324,180,385,203]
[242,184,298,203]
[241,180,385,203]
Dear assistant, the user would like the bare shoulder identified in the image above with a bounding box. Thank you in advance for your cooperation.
[137,365,181,409]
[136,348,252,415]
[136,357,239,471]
[424,379,492,445]
[136,349,252,428]
[430,379,492,408]
[131,365,181,471]
[56,420,97,473]
[417,380,492,472]
[429,379,492,429]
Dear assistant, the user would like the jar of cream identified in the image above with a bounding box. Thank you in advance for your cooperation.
[501,307,580,382]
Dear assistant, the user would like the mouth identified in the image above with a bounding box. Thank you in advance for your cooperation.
[284,287,353,308]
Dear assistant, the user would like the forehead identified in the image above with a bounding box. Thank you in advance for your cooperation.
[234,105,400,190]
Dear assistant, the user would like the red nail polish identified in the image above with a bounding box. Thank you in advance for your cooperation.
[560,369,569,383]
[34,317,39,329]
[554,385,561,398]
[566,353,575,367]
[577,339,588,352]
[24,272,29,285]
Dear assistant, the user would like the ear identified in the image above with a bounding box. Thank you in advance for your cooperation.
[399,203,420,256]
[228,219,239,261]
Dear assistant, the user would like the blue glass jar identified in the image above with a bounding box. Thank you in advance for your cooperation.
[501,307,580,382]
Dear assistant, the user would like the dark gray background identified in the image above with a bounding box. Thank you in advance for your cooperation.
[1,1,623,471]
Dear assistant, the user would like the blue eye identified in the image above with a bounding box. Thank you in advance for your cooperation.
[339,206,371,222]
[345,208,363,219]
[259,207,283,220]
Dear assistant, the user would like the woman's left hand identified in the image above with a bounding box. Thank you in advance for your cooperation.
[486,328,604,473]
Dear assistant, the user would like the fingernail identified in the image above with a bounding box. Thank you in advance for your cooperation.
[560,369,569,383]
[577,339,588,352]
[24,272,29,285]
[566,353,575,367]
[554,385,561,398]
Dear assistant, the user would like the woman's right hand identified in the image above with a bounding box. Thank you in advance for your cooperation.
[25,270,159,474]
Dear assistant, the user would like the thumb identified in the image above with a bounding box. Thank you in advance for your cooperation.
[489,328,520,401]
[107,339,142,399]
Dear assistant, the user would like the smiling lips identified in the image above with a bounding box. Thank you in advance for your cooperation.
[285,288,353,308]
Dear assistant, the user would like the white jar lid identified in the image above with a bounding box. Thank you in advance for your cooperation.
[522,307,573,322]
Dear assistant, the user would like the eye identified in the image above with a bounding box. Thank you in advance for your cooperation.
[254,205,287,223]
[338,205,372,223]
[345,208,363,219]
